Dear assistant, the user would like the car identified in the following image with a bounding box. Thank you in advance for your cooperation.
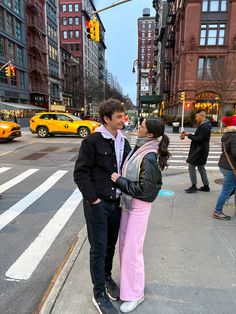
[0,119,21,141]
[29,112,100,138]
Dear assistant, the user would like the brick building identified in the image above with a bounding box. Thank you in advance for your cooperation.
[161,0,236,122]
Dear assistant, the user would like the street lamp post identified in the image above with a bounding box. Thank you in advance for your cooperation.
[132,59,141,116]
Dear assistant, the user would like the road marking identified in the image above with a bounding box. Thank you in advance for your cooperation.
[0,170,68,231]
[168,165,219,170]
[0,169,39,193]
[171,155,220,159]
[0,152,12,157]
[170,150,221,154]
[5,188,82,280]
[169,160,218,164]
[0,167,11,174]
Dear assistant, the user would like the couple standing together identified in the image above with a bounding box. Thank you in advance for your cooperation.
[74,99,170,314]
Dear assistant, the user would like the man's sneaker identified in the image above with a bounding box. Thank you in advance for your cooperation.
[92,292,118,314]
[120,297,144,313]
[185,185,197,193]
[105,276,119,301]
[198,185,210,192]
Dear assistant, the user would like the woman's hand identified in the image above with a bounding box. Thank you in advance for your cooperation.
[111,172,121,182]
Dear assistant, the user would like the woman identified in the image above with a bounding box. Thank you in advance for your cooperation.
[111,117,170,313]
[213,115,236,220]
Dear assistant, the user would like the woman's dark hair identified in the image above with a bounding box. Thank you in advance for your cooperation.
[145,118,170,170]
[98,98,124,124]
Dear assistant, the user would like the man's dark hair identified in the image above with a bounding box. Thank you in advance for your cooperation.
[195,109,206,114]
[98,98,124,124]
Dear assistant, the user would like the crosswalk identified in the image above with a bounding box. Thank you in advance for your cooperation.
[0,166,82,281]
[130,135,222,170]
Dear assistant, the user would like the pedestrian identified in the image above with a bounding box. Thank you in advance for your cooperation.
[180,109,211,193]
[212,115,236,220]
[111,118,170,313]
[74,98,131,314]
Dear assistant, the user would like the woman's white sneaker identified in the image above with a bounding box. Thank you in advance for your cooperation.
[120,297,144,313]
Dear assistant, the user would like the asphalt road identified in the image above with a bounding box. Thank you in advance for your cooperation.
[0,132,85,314]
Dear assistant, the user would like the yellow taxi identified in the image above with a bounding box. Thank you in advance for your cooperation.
[0,119,21,141]
[30,112,100,138]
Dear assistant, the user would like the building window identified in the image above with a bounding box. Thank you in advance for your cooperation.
[0,7,4,31]
[75,4,79,12]
[0,36,5,58]
[202,0,227,12]
[142,32,145,38]
[15,20,21,40]
[62,17,67,25]
[13,0,20,14]
[62,4,66,12]
[19,70,25,88]
[200,24,225,46]
[63,31,67,39]
[68,4,73,12]
[198,56,216,80]
[69,30,73,38]
[17,46,23,65]
[148,23,152,29]
[142,23,146,29]
[6,13,13,35]
[4,0,12,8]
[75,30,79,39]
[8,41,14,61]
[0,63,7,83]
[74,17,79,25]
[68,17,73,25]
[75,43,79,51]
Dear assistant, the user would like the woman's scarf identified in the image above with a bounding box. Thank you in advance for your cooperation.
[120,139,159,211]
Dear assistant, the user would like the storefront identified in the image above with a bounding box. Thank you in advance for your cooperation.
[195,92,219,122]
[0,102,44,126]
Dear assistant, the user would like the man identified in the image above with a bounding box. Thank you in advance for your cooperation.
[74,99,131,314]
[180,109,211,193]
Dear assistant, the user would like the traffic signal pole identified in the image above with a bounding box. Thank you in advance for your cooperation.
[0,60,11,71]
[181,99,185,133]
[92,0,133,15]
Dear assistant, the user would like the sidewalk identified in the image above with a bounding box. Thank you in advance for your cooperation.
[40,171,236,314]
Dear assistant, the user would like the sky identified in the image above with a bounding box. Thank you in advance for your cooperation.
[95,0,155,105]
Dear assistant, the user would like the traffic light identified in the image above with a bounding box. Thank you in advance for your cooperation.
[9,64,15,76]
[180,92,185,101]
[5,66,11,77]
[86,19,100,41]
[185,102,192,110]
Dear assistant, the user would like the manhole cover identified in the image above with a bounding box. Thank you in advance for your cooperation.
[215,178,223,185]
[158,190,175,197]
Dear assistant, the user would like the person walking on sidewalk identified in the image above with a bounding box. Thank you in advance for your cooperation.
[213,115,236,220]
[180,109,211,193]
[111,118,170,313]
[74,99,131,314]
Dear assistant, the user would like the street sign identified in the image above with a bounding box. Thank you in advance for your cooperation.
[158,189,175,197]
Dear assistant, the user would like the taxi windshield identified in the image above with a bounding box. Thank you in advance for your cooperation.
[68,114,82,121]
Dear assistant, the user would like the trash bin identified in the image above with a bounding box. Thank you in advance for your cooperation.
[172,122,180,133]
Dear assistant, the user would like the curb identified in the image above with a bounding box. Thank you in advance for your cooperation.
[34,225,88,314]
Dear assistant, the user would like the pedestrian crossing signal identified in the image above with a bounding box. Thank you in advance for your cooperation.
[5,66,11,77]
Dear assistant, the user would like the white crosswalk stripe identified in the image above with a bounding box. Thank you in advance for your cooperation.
[0,170,68,231]
[129,135,221,170]
[0,167,11,174]
[5,188,82,281]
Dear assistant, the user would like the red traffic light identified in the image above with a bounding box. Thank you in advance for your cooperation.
[185,102,192,109]
[9,64,16,76]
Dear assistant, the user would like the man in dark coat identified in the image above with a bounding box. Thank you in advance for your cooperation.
[180,109,212,193]
[74,99,131,314]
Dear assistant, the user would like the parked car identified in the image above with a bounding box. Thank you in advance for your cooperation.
[0,119,21,141]
[29,112,100,138]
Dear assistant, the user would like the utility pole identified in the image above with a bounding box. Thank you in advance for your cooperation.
[92,0,132,15]
[180,92,186,133]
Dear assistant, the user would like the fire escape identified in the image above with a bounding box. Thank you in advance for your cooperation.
[26,0,48,103]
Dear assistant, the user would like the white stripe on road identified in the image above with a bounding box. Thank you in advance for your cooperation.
[169,160,218,164]
[0,169,39,194]
[0,170,68,231]
[170,150,221,154]
[168,165,219,170]
[5,188,82,280]
[0,167,11,174]
[171,155,220,159]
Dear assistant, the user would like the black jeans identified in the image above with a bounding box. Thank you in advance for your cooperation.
[83,198,121,298]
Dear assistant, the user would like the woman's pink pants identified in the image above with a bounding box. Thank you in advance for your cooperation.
[119,199,151,301]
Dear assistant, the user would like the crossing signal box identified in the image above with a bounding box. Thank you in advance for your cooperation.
[9,64,15,76]
[86,19,100,42]
[180,92,185,101]
[5,66,11,77]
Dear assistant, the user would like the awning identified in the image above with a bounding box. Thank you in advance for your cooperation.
[140,95,163,104]
[0,102,45,111]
